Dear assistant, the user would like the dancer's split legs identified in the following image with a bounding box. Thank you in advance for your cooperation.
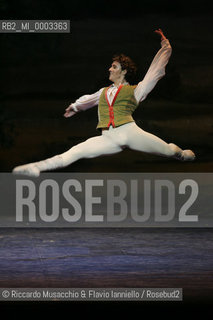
[12,122,195,177]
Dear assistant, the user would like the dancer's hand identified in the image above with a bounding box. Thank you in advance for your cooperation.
[154,28,167,41]
[64,105,77,118]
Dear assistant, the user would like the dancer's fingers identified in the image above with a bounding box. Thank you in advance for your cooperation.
[65,105,72,111]
[64,111,70,117]
[64,110,76,118]
[155,28,163,34]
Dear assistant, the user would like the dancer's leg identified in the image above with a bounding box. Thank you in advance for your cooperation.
[12,135,122,176]
[121,122,195,160]
[60,135,122,166]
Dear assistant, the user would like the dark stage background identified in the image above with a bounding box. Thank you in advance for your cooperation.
[0,0,213,311]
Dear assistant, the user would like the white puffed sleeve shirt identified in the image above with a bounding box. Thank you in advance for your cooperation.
[71,39,172,112]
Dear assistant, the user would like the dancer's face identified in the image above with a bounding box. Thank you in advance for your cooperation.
[109,61,126,84]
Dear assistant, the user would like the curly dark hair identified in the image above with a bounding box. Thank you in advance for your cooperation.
[112,53,137,79]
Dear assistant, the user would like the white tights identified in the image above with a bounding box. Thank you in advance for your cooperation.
[60,122,176,166]
[13,122,189,176]
[52,121,180,169]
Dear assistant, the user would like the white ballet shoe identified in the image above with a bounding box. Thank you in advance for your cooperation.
[12,163,40,177]
[180,150,196,162]
[169,143,195,162]
[169,143,182,159]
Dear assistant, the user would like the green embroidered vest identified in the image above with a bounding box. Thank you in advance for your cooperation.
[97,85,139,129]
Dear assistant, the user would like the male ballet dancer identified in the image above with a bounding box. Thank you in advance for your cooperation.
[13,29,195,177]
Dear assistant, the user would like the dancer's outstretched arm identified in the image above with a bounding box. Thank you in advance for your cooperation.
[64,87,104,118]
[134,29,172,103]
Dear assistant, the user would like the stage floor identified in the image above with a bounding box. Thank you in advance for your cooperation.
[0,228,213,303]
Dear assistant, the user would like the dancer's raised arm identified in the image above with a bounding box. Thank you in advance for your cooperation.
[134,29,172,103]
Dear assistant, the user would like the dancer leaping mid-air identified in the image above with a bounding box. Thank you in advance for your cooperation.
[13,29,195,177]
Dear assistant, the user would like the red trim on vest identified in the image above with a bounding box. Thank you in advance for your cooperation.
[105,84,123,127]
